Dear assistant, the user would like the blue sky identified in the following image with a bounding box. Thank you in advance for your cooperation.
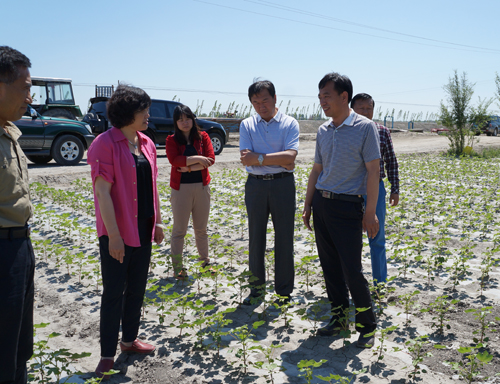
[2,0,499,118]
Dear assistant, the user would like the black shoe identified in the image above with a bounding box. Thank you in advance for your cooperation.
[357,331,375,348]
[317,318,342,337]
[242,294,264,306]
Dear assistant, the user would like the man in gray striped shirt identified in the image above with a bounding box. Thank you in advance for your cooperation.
[303,72,380,348]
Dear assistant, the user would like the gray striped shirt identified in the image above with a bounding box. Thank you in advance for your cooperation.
[314,110,380,195]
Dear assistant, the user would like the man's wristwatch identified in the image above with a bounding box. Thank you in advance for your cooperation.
[258,154,264,165]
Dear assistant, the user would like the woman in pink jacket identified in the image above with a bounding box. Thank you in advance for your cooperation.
[87,85,164,379]
[165,104,215,279]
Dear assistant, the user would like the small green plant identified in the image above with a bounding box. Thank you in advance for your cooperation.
[420,295,458,334]
[28,323,91,383]
[442,346,493,384]
[402,335,432,380]
[316,368,367,384]
[229,320,265,374]
[251,343,285,384]
[372,325,398,365]
[394,290,420,325]
[297,359,327,384]
[465,306,499,345]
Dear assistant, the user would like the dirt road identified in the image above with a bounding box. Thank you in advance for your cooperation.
[27,132,500,184]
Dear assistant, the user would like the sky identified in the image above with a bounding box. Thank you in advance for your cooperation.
[2,0,499,119]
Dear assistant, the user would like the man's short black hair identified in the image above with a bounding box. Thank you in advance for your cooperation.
[318,72,353,103]
[107,85,151,129]
[0,46,31,84]
[248,79,276,101]
[351,93,375,109]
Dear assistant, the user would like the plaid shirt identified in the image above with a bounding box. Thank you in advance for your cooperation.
[375,122,399,195]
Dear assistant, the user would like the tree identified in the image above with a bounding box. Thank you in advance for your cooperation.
[440,71,492,156]
[495,72,500,108]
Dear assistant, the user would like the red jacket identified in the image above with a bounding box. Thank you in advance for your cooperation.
[165,131,215,190]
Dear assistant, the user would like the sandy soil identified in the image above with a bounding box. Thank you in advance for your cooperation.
[27,131,500,384]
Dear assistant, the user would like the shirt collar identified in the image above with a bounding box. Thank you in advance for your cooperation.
[328,109,356,129]
[256,108,282,124]
[1,121,22,141]
[110,126,149,147]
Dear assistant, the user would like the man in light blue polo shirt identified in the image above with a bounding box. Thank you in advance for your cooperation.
[240,79,299,305]
[303,72,380,348]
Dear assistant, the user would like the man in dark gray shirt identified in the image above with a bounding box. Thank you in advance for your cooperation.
[303,72,380,348]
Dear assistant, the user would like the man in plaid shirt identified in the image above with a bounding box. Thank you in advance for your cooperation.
[351,93,399,285]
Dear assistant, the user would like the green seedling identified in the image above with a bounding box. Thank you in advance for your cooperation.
[441,345,493,384]
[295,299,331,335]
[372,325,398,365]
[465,306,500,345]
[251,343,285,384]
[29,323,91,384]
[316,368,367,384]
[297,359,327,384]
[420,295,459,334]
[402,335,432,380]
[229,320,265,374]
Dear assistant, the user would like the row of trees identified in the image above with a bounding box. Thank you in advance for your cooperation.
[440,71,500,156]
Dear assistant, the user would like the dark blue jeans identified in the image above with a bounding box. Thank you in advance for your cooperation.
[245,174,295,296]
[312,190,377,333]
[0,236,35,384]
[99,220,152,357]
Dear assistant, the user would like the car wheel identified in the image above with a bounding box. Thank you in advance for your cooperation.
[26,155,53,164]
[51,135,84,166]
[209,133,223,155]
[42,108,76,120]
[494,128,498,137]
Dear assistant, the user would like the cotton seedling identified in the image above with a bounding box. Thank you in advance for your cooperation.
[29,323,91,384]
[294,299,331,335]
[316,368,367,384]
[229,320,265,375]
[465,306,500,345]
[402,335,432,380]
[393,290,420,326]
[442,346,493,384]
[251,342,285,384]
[420,295,459,334]
[297,359,327,384]
[371,325,398,365]
[205,307,236,358]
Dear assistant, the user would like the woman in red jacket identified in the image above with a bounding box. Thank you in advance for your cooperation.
[166,104,215,279]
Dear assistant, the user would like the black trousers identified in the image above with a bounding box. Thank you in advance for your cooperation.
[99,219,153,357]
[312,190,376,333]
[245,174,295,296]
[0,236,35,384]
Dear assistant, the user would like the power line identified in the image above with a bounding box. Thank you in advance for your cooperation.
[246,0,500,53]
[73,83,440,107]
[193,0,500,55]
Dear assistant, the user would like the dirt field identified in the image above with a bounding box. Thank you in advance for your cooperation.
[27,131,500,384]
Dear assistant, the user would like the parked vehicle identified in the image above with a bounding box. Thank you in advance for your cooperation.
[30,77,83,120]
[482,115,500,136]
[14,106,94,166]
[83,98,229,154]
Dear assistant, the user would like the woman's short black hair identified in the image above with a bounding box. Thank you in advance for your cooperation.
[106,84,151,129]
[173,104,201,145]
[318,72,353,103]
[248,80,276,101]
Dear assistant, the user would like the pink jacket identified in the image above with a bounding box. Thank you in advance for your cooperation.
[87,127,159,247]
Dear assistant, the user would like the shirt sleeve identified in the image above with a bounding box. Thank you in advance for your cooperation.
[239,120,253,152]
[284,119,300,151]
[202,131,215,162]
[314,131,322,164]
[383,129,400,194]
[362,122,381,163]
[87,136,114,184]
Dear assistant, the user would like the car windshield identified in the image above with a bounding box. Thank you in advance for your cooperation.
[46,83,74,105]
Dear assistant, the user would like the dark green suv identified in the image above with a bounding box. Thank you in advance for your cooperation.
[13,107,94,166]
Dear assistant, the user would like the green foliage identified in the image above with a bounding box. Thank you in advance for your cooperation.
[441,345,493,384]
[297,359,327,384]
[439,70,492,155]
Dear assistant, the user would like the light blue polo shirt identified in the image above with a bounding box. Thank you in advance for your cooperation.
[239,109,299,175]
[315,110,380,195]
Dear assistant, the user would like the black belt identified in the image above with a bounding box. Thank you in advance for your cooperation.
[249,172,293,180]
[0,225,31,239]
[317,190,364,203]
